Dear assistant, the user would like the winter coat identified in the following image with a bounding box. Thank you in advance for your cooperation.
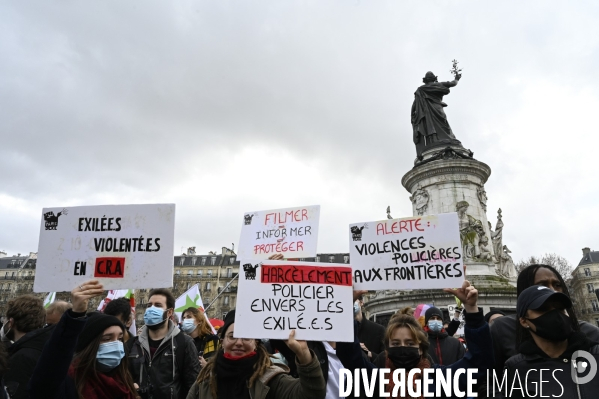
[337,310,494,399]
[127,321,201,399]
[5,324,54,399]
[498,332,599,399]
[491,313,599,375]
[425,328,466,365]
[357,315,386,361]
[185,349,326,399]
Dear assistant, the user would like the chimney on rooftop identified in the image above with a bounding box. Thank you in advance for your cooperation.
[583,247,591,255]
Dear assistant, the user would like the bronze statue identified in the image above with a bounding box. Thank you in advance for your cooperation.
[411,61,463,157]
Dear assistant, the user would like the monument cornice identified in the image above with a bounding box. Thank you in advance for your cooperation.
[401,159,492,192]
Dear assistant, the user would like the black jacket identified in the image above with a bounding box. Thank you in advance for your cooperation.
[126,321,200,399]
[5,325,55,399]
[28,310,87,399]
[425,328,465,365]
[491,314,599,374]
[357,315,385,361]
[498,332,599,399]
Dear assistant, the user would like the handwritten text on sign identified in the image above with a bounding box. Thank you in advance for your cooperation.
[35,204,175,292]
[235,261,354,342]
[237,205,320,261]
[349,213,464,290]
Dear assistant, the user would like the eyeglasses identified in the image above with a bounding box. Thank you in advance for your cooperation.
[224,334,254,343]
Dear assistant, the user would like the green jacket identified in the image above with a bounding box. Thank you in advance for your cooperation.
[185,350,325,399]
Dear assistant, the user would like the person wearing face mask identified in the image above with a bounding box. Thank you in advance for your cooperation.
[181,307,220,367]
[423,307,465,365]
[186,309,326,399]
[491,264,599,376]
[336,280,494,398]
[28,280,138,399]
[126,288,200,399]
[499,285,599,398]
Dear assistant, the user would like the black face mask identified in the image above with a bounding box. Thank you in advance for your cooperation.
[527,309,572,341]
[386,346,421,369]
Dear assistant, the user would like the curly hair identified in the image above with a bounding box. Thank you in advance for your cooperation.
[6,295,45,333]
[196,343,271,398]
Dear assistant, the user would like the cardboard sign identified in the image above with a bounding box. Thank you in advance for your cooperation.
[35,204,175,292]
[237,205,320,261]
[349,212,464,290]
[234,260,354,342]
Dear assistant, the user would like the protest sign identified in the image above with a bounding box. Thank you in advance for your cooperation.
[34,204,175,292]
[237,205,320,261]
[349,212,464,290]
[174,284,215,333]
[235,260,354,342]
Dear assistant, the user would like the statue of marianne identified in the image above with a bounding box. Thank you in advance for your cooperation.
[411,71,463,157]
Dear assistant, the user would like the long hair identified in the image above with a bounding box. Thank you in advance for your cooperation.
[385,315,430,356]
[515,264,580,345]
[196,342,271,398]
[183,307,213,337]
[73,326,138,399]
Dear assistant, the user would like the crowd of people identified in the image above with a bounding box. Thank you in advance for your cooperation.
[0,263,596,398]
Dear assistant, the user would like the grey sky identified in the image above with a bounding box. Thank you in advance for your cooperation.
[1,1,598,268]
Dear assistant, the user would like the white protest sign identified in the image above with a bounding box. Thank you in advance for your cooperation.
[35,204,175,292]
[235,260,354,342]
[349,212,464,290]
[237,205,320,261]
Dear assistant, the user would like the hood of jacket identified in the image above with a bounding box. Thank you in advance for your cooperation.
[138,320,180,354]
[8,324,55,356]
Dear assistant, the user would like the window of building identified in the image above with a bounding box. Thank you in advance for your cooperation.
[192,257,198,266]
[229,256,235,265]
[187,269,192,276]
[4,272,7,278]
[179,257,185,266]
[227,268,232,278]
[224,296,229,305]
[585,268,592,277]
[201,257,207,265]
[593,300,599,312]
[208,270,213,278]
[211,257,217,266]
[588,283,595,293]
[206,282,211,291]
[176,270,180,275]
[187,282,191,290]
[596,319,599,328]
[197,270,202,276]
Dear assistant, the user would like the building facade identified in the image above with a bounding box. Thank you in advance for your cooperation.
[570,247,599,327]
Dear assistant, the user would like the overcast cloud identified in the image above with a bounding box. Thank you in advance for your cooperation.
[1,1,598,267]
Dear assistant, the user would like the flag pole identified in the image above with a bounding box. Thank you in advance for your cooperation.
[205,273,239,311]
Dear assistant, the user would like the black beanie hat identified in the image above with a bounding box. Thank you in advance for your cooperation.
[75,312,124,353]
[220,309,236,339]
[424,306,443,324]
[484,310,506,323]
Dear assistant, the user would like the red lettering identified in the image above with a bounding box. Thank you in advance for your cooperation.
[93,257,125,278]
[261,265,352,286]
[302,209,308,220]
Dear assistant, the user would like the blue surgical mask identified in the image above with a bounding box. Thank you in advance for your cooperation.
[428,320,443,333]
[181,319,196,334]
[96,341,125,371]
[144,306,166,327]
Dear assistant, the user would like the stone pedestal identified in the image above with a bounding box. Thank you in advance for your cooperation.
[364,147,517,326]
